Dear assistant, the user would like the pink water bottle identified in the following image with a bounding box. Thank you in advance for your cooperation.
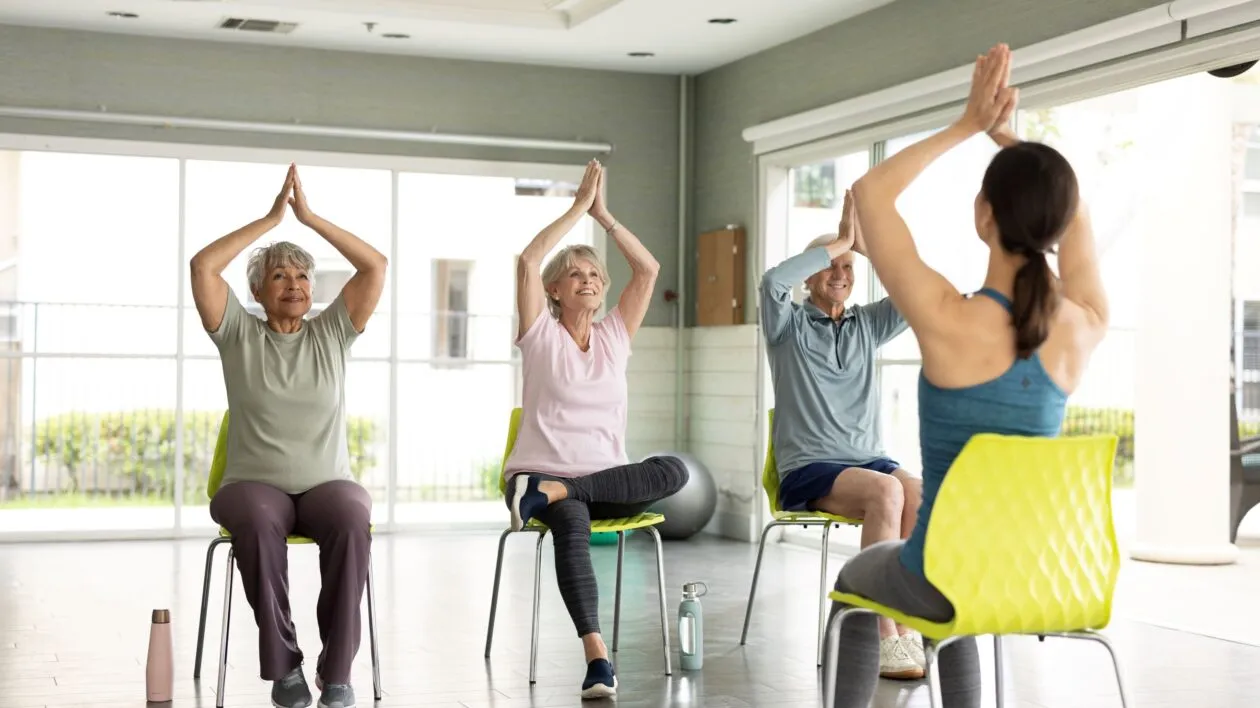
[146,609,173,703]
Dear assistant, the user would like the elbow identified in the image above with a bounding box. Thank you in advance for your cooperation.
[189,254,207,278]
[637,257,661,278]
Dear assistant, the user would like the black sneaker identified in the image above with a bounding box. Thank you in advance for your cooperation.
[580,658,617,699]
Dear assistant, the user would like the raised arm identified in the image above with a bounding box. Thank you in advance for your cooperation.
[850,44,1016,336]
[590,164,659,339]
[288,166,387,333]
[516,160,601,340]
[760,197,856,345]
[189,166,291,333]
[987,123,1108,335]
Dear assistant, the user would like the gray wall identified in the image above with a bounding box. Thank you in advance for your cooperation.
[0,25,682,326]
[690,0,1170,324]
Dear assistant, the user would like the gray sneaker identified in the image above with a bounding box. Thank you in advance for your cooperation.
[271,666,313,708]
[318,683,356,708]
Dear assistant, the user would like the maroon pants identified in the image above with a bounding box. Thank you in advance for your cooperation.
[209,479,372,684]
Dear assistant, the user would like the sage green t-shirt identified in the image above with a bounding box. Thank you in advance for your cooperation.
[207,287,361,494]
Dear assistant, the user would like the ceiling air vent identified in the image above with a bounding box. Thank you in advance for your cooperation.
[218,17,298,34]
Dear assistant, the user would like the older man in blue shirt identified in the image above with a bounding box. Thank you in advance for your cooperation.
[760,190,924,679]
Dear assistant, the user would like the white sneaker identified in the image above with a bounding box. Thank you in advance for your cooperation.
[901,633,927,668]
[879,635,924,680]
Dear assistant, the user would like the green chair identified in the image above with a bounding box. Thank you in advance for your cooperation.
[483,407,672,683]
[740,408,863,666]
[823,433,1127,707]
[192,411,382,707]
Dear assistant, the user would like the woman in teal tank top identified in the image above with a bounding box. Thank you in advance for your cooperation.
[825,44,1111,707]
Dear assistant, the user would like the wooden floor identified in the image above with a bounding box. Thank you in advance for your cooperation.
[0,531,1256,707]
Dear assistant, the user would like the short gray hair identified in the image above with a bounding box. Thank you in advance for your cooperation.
[246,241,315,295]
[540,244,610,319]
[805,232,839,253]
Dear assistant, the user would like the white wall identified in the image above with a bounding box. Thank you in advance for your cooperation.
[685,325,761,541]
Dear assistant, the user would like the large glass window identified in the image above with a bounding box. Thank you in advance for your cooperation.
[0,144,593,537]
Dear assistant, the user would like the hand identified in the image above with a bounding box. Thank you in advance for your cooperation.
[287,164,315,225]
[986,87,1021,147]
[845,189,870,256]
[265,164,295,224]
[572,159,601,213]
[959,43,1012,134]
[590,162,612,224]
[835,189,859,252]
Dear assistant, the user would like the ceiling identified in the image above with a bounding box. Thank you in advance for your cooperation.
[0,0,897,73]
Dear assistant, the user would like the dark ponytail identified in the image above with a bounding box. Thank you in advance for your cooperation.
[980,142,1078,358]
[1011,251,1059,359]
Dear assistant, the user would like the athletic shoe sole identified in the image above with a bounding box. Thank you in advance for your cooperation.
[580,677,618,700]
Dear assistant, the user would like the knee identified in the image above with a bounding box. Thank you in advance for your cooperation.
[865,475,905,518]
[654,456,690,494]
[898,475,923,512]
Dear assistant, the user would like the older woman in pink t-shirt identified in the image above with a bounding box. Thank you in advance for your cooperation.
[504,159,688,699]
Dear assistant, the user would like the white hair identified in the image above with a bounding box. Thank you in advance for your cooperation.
[540,244,610,319]
[805,232,839,253]
[246,241,315,295]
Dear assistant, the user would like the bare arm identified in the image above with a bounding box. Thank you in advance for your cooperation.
[990,115,1108,333]
[516,160,601,340]
[289,167,387,333]
[189,167,291,333]
[590,166,658,339]
[851,44,1016,336]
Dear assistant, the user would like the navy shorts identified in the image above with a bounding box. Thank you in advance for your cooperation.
[778,458,901,512]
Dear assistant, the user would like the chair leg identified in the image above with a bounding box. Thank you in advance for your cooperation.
[367,552,382,701]
[528,530,546,684]
[739,521,783,646]
[194,536,228,680]
[924,640,943,708]
[484,529,512,658]
[215,547,236,708]
[816,522,833,666]
[612,530,625,654]
[994,635,1005,708]
[1051,632,1130,708]
[646,526,672,675]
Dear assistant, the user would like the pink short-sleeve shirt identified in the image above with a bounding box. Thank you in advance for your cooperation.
[504,306,632,479]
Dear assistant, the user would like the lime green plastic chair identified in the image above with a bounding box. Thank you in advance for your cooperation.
[483,407,672,683]
[192,410,382,707]
[741,408,863,666]
[823,433,1127,708]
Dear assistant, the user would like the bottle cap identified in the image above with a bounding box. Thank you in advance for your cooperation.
[682,581,708,598]
[152,609,170,624]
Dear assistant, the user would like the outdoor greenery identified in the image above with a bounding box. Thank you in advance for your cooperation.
[1,410,377,505]
[4,404,1251,507]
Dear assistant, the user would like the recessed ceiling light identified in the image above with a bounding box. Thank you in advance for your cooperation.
[708,18,737,24]
[628,52,654,58]
[107,11,139,19]
[382,32,410,39]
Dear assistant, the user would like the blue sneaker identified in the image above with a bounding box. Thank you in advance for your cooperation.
[508,475,548,532]
[580,658,617,699]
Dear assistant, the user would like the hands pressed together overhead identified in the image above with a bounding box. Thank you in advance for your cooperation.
[572,159,615,230]
[265,163,318,226]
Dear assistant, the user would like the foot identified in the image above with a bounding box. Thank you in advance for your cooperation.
[878,635,924,680]
[508,474,549,532]
[580,658,618,699]
[271,666,313,708]
[901,633,926,669]
[317,682,356,708]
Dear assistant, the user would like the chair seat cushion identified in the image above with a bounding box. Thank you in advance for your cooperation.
[773,510,861,525]
[218,526,374,545]
[525,512,665,533]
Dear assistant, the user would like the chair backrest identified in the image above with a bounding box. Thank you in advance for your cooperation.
[761,408,784,514]
[498,407,525,496]
[206,410,231,499]
[922,433,1120,636]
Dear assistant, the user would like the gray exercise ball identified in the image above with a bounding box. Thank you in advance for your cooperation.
[644,451,717,540]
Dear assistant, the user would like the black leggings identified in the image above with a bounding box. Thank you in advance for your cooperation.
[507,456,689,637]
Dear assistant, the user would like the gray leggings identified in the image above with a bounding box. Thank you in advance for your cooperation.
[507,456,689,637]
[828,540,980,708]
